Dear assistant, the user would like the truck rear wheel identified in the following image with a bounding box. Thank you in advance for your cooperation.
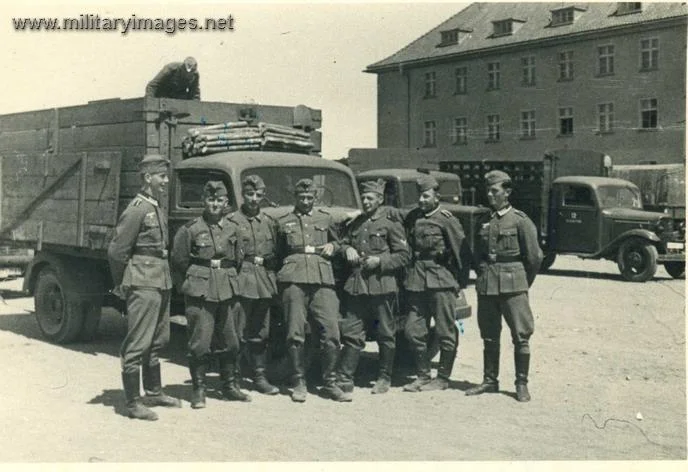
[617,238,658,282]
[34,269,85,344]
[664,262,685,279]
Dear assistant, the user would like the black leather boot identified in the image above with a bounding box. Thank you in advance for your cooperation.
[372,345,395,394]
[249,343,279,395]
[288,343,307,403]
[322,344,351,402]
[142,363,182,408]
[515,352,531,402]
[188,356,208,409]
[337,345,360,394]
[122,371,158,421]
[402,349,432,392]
[219,352,252,402]
[420,349,456,391]
[466,340,500,396]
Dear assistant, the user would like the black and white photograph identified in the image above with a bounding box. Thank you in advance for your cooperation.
[0,0,685,465]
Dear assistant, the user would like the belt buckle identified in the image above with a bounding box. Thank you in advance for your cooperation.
[304,245,315,254]
[487,254,497,263]
[210,259,221,269]
[161,249,168,258]
[253,256,264,266]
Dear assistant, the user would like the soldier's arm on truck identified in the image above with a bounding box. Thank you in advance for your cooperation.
[190,75,201,101]
[378,217,410,273]
[145,63,175,97]
[442,215,469,289]
[107,206,145,287]
[518,216,543,286]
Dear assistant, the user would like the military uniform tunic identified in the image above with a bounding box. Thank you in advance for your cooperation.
[339,206,409,350]
[226,209,279,346]
[403,206,467,353]
[171,215,242,358]
[474,206,543,352]
[275,208,341,347]
[108,192,172,374]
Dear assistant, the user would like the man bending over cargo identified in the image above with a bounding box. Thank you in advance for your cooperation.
[145,56,200,100]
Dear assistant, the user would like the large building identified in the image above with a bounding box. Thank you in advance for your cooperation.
[365,2,687,166]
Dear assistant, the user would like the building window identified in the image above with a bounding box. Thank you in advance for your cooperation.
[454,67,467,94]
[493,20,513,37]
[558,51,574,80]
[487,62,500,90]
[424,72,437,98]
[452,117,468,145]
[616,3,642,15]
[598,103,614,133]
[552,8,575,26]
[640,38,659,70]
[640,98,658,129]
[521,110,536,138]
[440,29,459,46]
[487,114,500,141]
[521,56,536,86]
[424,120,437,146]
[559,107,574,136]
[597,45,615,76]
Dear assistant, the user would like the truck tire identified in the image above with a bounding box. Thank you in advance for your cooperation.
[664,262,685,279]
[617,238,658,282]
[34,269,85,344]
[540,252,556,272]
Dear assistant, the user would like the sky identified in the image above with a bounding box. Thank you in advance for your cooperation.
[1,1,470,160]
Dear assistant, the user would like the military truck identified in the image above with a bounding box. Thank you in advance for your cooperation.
[439,150,685,282]
[0,97,361,344]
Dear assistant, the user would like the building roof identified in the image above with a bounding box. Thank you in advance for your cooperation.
[366,2,688,72]
[357,168,459,181]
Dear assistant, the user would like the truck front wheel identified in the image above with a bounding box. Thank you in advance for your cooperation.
[664,262,685,279]
[34,269,85,344]
[617,239,658,282]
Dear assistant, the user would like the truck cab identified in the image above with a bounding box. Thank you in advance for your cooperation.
[547,176,685,281]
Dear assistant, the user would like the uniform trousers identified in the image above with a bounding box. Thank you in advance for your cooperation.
[120,288,171,374]
[340,294,397,350]
[184,296,240,358]
[282,283,340,349]
[476,293,534,354]
[404,289,458,352]
[235,298,272,346]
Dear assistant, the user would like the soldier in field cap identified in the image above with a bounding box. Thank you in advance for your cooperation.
[146,56,200,100]
[171,179,251,408]
[275,177,347,402]
[466,169,543,402]
[335,178,409,397]
[108,154,180,421]
[226,174,281,396]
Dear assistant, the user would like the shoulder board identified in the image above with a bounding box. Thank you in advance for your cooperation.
[262,212,276,222]
[441,209,453,218]
[317,208,331,215]
[277,211,292,220]
[183,219,196,228]
[514,209,528,218]
[131,197,143,207]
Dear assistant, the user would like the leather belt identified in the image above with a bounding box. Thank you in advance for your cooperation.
[289,245,319,255]
[486,254,522,263]
[133,248,168,258]
[243,255,276,266]
[189,257,235,268]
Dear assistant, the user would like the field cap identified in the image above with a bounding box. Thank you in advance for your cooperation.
[359,179,386,196]
[416,174,439,192]
[242,174,266,191]
[484,170,511,186]
[139,154,170,174]
[203,180,228,198]
[294,178,316,194]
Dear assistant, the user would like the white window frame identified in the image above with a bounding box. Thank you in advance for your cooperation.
[640,98,658,129]
[487,114,501,141]
[487,62,500,90]
[423,120,437,146]
[424,71,437,98]
[454,66,467,94]
[552,8,575,26]
[597,44,615,76]
[452,117,468,145]
[640,37,659,70]
[521,56,536,86]
[521,110,536,138]
[597,103,614,133]
[558,107,574,136]
[558,50,574,81]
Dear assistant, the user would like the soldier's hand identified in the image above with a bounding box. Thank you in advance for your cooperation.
[363,256,380,270]
[319,243,335,257]
[345,247,360,264]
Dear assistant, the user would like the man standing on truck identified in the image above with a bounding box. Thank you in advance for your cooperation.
[171,180,251,409]
[226,175,280,396]
[465,170,542,402]
[145,56,201,100]
[108,154,181,421]
[402,174,468,393]
[336,179,410,397]
[275,178,348,402]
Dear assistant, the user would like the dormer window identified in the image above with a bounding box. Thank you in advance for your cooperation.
[550,6,586,26]
[616,3,643,15]
[491,18,525,38]
[438,28,471,47]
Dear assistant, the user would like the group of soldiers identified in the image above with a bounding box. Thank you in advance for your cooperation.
[107,153,543,422]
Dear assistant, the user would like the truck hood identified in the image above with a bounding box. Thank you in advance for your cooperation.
[602,207,665,222]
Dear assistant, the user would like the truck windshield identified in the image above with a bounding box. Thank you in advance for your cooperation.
[597,185,643,210]
[242,166,357,208]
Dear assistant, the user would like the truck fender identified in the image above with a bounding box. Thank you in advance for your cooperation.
[23,252,105,296]
[600,229,660,258]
